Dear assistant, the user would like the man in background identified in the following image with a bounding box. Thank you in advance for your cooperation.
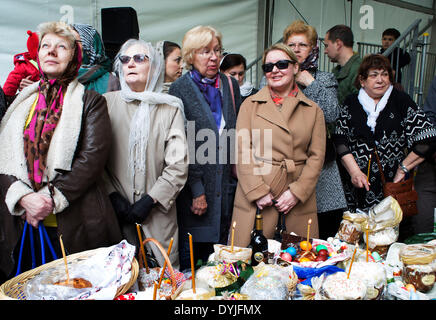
[324,24,361,106]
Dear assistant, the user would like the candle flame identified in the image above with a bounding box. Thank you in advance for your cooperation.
[232,221,236,228]
[308,219,312,224]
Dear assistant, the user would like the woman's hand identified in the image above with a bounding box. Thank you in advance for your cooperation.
[255,193,274,210]
[295,70,315,87]
[191,194,207,216]
[19,76,35,91]
[274,189,299,214]
[393,168,406,183]
[19,193,54,228]
[350,169,370,191]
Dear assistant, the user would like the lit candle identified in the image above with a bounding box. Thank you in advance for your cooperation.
[158,237,174,288]
[59,235,70,284]
[231,221,236,252]
[136,223,149,273]
[306,219,312,249]
[188,233,196,294]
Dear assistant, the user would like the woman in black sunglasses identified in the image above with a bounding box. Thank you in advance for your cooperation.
[230,42,326,248]
[103,39,189,269]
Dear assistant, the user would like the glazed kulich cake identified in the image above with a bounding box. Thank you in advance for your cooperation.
[319,271,367,300]
[346,261,387,299]
[400,244,436,293]
[337,219,361,244]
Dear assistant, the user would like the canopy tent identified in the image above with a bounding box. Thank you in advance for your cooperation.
[0,0,434,87]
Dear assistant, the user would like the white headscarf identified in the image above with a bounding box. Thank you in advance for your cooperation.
[358,84,393,133]
[114,39,185,178]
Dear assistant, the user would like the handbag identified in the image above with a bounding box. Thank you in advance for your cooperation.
[374,150,418,216]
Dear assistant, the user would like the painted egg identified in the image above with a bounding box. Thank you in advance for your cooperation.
[280,252,293,262]
[316,245,328,253]
[285,247,297,257]
[318,249,329,257]
[299,257,311,263]
[300,241,312,251]
[405,284,416,292]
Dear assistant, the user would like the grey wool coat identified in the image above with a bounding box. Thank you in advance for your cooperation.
[299,70,347,213]
[169,72,241,244]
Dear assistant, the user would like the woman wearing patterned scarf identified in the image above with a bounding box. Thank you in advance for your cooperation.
[103,39,188,269]
[283,20,347,240]
[0,21,122,279]
[169,26,241,272]
[72,23,120,94]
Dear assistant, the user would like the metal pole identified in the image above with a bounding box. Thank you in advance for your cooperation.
[417,33,430,106]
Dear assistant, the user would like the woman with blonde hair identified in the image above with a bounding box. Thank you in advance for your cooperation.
[230,42,326,248]
[169,25,241,271]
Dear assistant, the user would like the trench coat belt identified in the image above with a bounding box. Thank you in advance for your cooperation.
[254,155,305,173]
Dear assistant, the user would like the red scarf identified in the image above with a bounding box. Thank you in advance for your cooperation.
[269,83,299,105]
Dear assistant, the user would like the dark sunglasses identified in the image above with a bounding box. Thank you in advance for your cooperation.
[119,54,149,64]
[262,59,295,73]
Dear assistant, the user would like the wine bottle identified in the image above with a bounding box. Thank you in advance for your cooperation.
[249,208,268,266]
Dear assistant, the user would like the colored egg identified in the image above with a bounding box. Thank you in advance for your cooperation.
[280,252,293,262]
[316,245,328,253]
[371,252,381,262]
[300,241,312,251]
[285,247,297,257]
[317,249,329,257]
[405,284,416,292]
[315,255,328,262]
[299,257,311,263]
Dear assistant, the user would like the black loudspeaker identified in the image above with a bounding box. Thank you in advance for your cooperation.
[101,7,140,60]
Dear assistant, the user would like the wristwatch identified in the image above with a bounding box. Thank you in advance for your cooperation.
[399,163,409,174]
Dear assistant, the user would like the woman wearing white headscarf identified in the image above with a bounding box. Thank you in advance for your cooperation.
[103,39,188,268]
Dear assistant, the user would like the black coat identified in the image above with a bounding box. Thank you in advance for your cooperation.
[169,72,241,244]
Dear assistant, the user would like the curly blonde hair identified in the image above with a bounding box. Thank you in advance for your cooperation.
[282,20,318,47]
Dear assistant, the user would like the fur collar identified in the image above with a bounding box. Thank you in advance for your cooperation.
[0,79,85,185]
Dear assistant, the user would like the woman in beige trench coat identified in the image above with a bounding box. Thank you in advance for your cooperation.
[231,43,326,247]
[103,39,188,269]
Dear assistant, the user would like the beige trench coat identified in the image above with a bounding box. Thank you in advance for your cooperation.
[231,87,326,247]
[103,91,188,268]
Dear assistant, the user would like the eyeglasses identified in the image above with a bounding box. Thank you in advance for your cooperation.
[196,47,223,58]
[288,42,310,50]
[262,60,295,73]
[119,54,149,65]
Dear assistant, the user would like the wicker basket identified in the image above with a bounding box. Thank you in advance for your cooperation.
[0,247,139,300]
[138,238,178,299]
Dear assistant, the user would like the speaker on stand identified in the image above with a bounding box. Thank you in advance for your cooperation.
[101,7,140,65]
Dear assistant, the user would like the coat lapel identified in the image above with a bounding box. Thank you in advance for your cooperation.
[252,87,290,133]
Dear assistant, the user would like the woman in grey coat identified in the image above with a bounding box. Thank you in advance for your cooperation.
[169,26,241,271]
[283,20,347,239]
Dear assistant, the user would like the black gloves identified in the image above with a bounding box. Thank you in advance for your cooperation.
[109,192,155,224]
[127,194,155,224]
